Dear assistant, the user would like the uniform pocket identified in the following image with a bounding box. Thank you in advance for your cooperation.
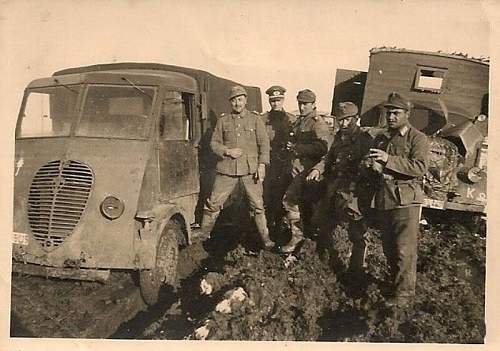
[396,183,416,206]
[247,155,258,173]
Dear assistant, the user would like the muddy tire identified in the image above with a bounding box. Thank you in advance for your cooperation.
[139,219,180,305]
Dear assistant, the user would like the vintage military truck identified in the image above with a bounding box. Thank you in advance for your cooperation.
[12,63,262,304]
[333,48,488,225]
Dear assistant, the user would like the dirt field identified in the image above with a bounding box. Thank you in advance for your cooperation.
[11,212,485,343]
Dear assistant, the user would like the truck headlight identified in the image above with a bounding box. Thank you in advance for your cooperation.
[461,167,483,183]
[100,196,124,220]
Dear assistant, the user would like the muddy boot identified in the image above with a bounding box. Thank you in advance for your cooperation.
[281,231,303,253]
[255,212,274,250]
[281,215,304,253]
[348,242,367,274]
[200,211,219,239]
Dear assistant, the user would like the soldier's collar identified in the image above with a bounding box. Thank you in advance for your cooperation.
[399,124,410,136]
[339,125,360,140]
[383,124,410,137]
[300,110,317,120]
[231,109,248,118]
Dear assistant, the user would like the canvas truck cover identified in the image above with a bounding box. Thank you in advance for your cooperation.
[53,62,263,122]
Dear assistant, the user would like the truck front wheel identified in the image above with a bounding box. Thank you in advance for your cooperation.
[139,219,180,305]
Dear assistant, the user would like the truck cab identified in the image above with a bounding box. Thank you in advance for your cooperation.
[12,63,262,304]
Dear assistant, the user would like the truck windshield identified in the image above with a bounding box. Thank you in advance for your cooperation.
[76,85,155,139]
[18,85,79,138]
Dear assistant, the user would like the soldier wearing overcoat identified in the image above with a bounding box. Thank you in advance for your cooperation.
[260,85,297,234]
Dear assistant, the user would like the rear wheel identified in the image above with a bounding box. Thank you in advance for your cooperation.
[139,219,180,305]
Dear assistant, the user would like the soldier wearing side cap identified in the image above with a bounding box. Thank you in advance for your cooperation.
[307,102,373,274]
[367,92,429,309]
[200,85,273,250]
[281,89,330,253]
[261,85,297,235]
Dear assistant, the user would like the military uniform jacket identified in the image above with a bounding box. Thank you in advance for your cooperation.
[313,125,371,181]
[290,110,330,175]
[372,124,429,210]
[261,110,297,162]
[210,109,270,176]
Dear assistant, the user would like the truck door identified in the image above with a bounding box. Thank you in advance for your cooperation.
[158,91,199,199]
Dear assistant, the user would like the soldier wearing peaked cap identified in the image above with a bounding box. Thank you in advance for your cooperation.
[260,85,297,237]
[200,85,274,250]
[367,92,429,309]
[281,89,330,253]
[307,102,373,274]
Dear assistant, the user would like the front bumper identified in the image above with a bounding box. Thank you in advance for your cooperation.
[12,261,110,283]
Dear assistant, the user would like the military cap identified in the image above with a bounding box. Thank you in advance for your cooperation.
[228,85,247,100]
[266,85,286,100]
[296,89,316,103]
[336,101,359,120]
[384,92,412,110]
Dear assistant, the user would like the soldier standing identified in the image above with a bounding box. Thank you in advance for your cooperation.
[281,89,330,253]
[368,92,429,309]
[261,85,297,235]
[307,102,372,274]
[200,85,274,250]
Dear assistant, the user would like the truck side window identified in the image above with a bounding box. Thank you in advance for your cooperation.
[161,91,193,140]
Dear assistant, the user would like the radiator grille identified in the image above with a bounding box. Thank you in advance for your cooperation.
[27,160,93,250]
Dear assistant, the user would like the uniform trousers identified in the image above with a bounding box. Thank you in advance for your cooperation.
[379,205,420,297]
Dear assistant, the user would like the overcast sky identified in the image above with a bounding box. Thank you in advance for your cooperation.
[0,0,493,117]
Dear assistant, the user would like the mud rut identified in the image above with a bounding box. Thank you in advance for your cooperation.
[11,213,486,342]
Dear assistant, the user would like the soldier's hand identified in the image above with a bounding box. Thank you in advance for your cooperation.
[371,161,384,173]
[369,148,389,163]
[255,163,266,182]
[225,148,243,159]
[286,141,296,151]
[306,169,321,181]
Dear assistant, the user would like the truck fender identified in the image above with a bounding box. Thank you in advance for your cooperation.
[134,203,191,269]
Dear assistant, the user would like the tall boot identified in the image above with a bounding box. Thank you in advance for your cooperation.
[255,212,274,250]
[317,225,333,264]
[200,210,219,239]
[281,215,303,253]
[349,241,367,273]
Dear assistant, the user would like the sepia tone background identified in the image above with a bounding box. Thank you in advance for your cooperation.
[0,0,499,350]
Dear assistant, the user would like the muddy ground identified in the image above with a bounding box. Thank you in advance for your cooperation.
[11,210,485,343]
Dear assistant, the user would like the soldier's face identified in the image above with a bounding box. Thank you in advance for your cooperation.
[269,98,284,111]
[230,95,247,113]
[339,116,357,130]
[385,108,409,130]
[298,102,315,116]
